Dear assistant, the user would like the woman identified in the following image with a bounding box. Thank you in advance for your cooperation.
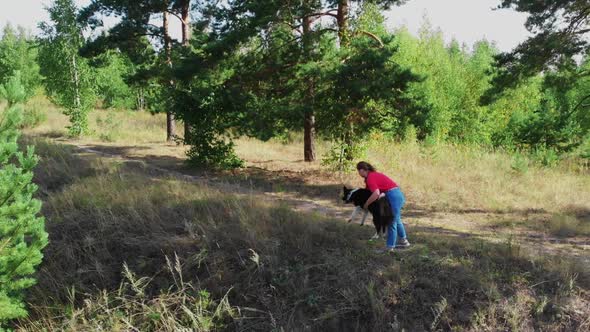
[356,161,410,252]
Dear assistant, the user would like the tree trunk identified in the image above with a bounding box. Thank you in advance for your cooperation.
[304,112,316,162]
[70,50,85,136]
[137,87,145,111]
[71,53,81,110]
[343,131,354,161]
[338,0,354,161]
[302,10,316,162]
[337,0,349,46]
[181,0,192,143]
[181,0,191,47]
[163,10,176,142]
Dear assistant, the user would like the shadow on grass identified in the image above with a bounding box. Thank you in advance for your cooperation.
[30,141,555,217]
[34,130,65,139]
[24,163,590,331]
[29,138,589,248]
[19,136,108,198]
[80,143,192,172]
[488,208,590,241]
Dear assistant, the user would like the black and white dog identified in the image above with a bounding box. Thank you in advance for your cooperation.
[342,186,393,239]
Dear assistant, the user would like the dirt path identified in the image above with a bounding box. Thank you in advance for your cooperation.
[43,138,590,265]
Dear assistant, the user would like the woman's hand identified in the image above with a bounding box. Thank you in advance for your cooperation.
[363,189,381,209]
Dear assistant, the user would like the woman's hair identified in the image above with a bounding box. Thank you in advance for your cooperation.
[356,161,376,172]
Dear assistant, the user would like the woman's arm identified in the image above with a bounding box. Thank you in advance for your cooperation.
[363,189,381,210]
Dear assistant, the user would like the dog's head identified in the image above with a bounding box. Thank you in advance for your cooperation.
[342,186,357,204]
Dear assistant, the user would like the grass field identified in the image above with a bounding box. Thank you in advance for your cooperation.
[12,99,590,331]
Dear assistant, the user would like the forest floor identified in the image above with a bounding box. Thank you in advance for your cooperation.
[31,133,590,266]
[15,101,590,331]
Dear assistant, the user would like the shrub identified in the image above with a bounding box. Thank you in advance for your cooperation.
[18,105,46,129]
[321,139,368,172]
[510,153,529,174]
[186,134,244,170]
[531,146,560,168]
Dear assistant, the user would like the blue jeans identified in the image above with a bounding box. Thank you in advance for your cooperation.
[385,188,407,248]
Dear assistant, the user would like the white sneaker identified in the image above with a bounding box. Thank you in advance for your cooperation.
[369,233,380,241]
[396,238,411,248]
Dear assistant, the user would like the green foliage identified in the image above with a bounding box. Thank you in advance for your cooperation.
[510,153,529,174]
[0,71,45,130]
[185,125,244,170]
[91,50,136,109]
[75,0,589,167]
[95,111,121,142]
[392,24,506,144]
[482,1,590,161]
[321,139,368,172]
[19,105,47,130]
[0,71,26,106]
[531,146,560,168]
[486,0,590,100]
[0,104,48,325]
[0,24,41,100]
[38,0,95,137]
[495,63,588,156]
[315,4,422,165]
[388,20,589,163]
[577,135,590,160]
[403,124,419,144]
[170,63,245,169]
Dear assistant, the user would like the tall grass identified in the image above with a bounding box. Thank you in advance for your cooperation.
[359,134,590,213]
[26,95,177,143]
[13,137,590,331]
[26,99,590,238]
[233,132,590,218]
[19,262,235,332]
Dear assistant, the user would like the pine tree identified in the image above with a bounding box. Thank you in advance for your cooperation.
[0,79,48,325]
[0,72,27,107]
[483,0,590,152]
[210,0,413,163]
[485,0,590,101]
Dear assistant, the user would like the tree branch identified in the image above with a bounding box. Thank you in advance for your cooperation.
[166,10,188,25]
[357,30,384,47]
[573,93,590,111]
[284,22,303,35]
[302,10,338,20]
[317,27,338,34]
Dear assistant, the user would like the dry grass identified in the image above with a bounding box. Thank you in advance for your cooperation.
[360,134,590,214]
[233,133,590,222]
[547,214,590,238]
[20,97,590,241]
[26,95,179,144]
[12,137,590,331]
[220,126,590,218]
[23,98,590,237]
[19,262,235,332]
[11,98,590,330]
